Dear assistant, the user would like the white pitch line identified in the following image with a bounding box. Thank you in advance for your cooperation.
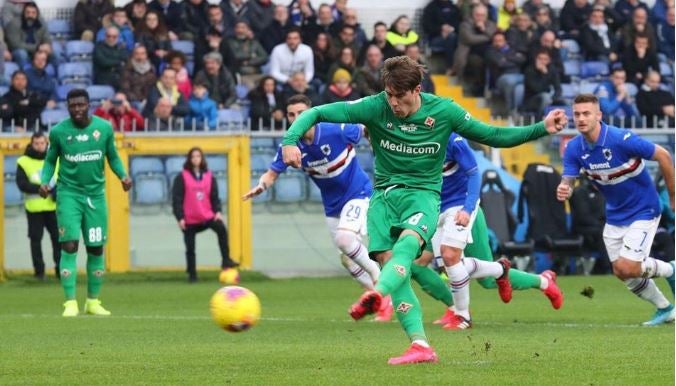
[0,313,652,328]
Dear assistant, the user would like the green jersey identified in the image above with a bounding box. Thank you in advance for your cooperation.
[41,115,127,196]
[282,92,548,192]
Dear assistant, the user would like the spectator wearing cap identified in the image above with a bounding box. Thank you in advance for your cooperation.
[579,7,619,62]
[193,52,237,109]
[594,67,640,122]
[5,2,51,69]
[93,26,128,89]
[143,67,190,119]
[636,71,675,127]
[269,27,314,85]
[186,82,218,130]
[621,33,659,85]
[421,0,461,75]
[73,0,115,41]
[261,4,292,53]
[247,75,284,131]
[321,68,359,104]
[120,45,157,105]
[560,0,592,38]
[94,92,145,131]
[25,50,57,110]
[227,20,269,89]
[656,6,674,63]
[386,15,418,53]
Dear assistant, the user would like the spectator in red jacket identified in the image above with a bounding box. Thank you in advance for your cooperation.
[94,92,145,131]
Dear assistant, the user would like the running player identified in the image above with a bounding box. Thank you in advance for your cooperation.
[281,56,567,364]
[39,88,132,317]
[557,93,675,326]
[242,94,392,321]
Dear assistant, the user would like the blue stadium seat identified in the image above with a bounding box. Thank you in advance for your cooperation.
[23,63,56,77]
[624,82,638,98]
[4,62,19,84]
[4,155,18,177]
[356,150,374,172]
[236,84,249,100]
[56,83,89,101]
[561,83,578,100]
[86,85,115,106]
[218,109,245,130]
[51,40,65,63]
[206,155,227,174]
[165,156,185,176]
[186,61,194,76]
[561,39,581,59]
[58,62,92,85]
[133,176,168,205]
[250,172,271,204]
[41,109,70,126]
[578,82,600,95]
[274,171,306,203]
[131,157,164,176]
[171,40,194,59]
[513,83,524,111]
[215,174,227,202]
[580,61,609,79]
[0,85,8,96]
[65,40,94,62]
[250,137,275,151]
[47,19,71,40]
[660,61,674,80]
[4,177,23,207]
[563,60,581,79]
[307,178,322,203]
[250,151,272,173]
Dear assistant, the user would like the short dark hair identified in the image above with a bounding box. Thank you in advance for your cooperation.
[573,94,599,105]
[114,7,126,14]
[286,94,312,107]
[381,56,424,92]
[66,88,90,102]
[183,147,208,172]
[11,69,26,81]
[374,21,387,29]
[286,26,302,38]
[166,50,186,65]
[31,131,46,141]
[340,24,355,33]
[535,49,551,58]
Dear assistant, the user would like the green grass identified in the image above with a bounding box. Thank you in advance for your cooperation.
[1,272,674,385]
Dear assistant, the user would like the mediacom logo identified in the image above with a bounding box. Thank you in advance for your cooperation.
[64,150,103,162]
[379,139,440,155]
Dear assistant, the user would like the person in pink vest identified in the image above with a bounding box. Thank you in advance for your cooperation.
[172,147,239,282]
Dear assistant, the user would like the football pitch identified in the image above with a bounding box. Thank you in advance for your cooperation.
[1,272,674,385]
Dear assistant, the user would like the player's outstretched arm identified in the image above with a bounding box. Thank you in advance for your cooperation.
[653,144,675,209]
[242,170,279,201]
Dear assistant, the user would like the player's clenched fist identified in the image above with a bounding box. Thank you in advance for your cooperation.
[556,183,572,201]
[544,109,568,134]
[38,184,50,198]
[121,177,133,192]
[282,145,302,168]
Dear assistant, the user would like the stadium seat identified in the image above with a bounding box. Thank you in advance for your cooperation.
[563,60,581,79]
[4,177,23,207]
[3,155,18,177]
[659,61,674,81]
[250,151,271,173]
[4,62,19,84]
[273,171,306,203]
[578,82,599,95]
[355,150,374,172]
[133,176,168,205]
[560,39,581,59]
[580,61,609,79]
[307,177,322,203]
[41,109,70,126]
[165,156,185,176]
[215,174,227,202]
[218,109,245,130]
[560,83,578,100]
[206,155,227,175]
[236,84,249,100]
[170,40,194,59]
[513,83,524,111]
[250,137,275,151]
[130,157,164,176]
[47,19,71,40]
[51,40,65,62]
[23,63,56,77]
[186,61,194,76]
[624,82,638,98]
[86,85,115,107]
[65,40,94,62]
[58,62,92,85]
[56,83,89,101]
[0,85,8,96]
[249,172,271,203]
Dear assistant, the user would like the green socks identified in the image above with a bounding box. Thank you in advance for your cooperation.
[59,251,77,300]
[411,263,453,306]
[391,273,427,342]
[375,235,420,296]
[476,268,542,290]
[86,253,105,299]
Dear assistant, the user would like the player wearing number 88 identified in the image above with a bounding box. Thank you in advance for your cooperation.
[39,88,133,317]
[242,94,393,322]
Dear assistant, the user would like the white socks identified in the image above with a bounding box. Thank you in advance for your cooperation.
[340,254,375,290]
[641,257,674,278]
[335,230,381,286]
[446,262,470,320]
[625,277,671,309]
[463,257,504,279]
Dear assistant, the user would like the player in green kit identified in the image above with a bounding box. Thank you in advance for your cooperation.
[281,56,567,364]
[39,89,132,317]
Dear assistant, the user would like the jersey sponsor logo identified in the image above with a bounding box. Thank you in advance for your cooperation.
[424,116,435,128]
[64,150,103,163]
[588,161,610,170]
[603,148,612,161]
[399,123,417,133]
[75,134,89,142]
[396,302,413,314]
[378,139,440,155]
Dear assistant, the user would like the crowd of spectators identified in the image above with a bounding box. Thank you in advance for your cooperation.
[0,0,673,132]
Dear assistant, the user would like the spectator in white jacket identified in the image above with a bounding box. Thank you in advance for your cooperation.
[269,27,314,85]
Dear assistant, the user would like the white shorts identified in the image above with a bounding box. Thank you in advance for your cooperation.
[431,204,479,257]
[325,198,369,242]
[603,217,660,263]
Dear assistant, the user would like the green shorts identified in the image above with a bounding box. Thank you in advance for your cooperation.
[56,191,108,246]
[367,186,440,255]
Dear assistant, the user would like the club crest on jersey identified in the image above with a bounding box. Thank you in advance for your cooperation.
[393,264,406,276]
[603,148,612,161]
[92,130,101,141]
[58,227,65,236]
[396,302,413,314]
[424,116,435,128]
[320,144,331,156]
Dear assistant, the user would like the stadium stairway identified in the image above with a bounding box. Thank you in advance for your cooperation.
[431,74,550,178]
